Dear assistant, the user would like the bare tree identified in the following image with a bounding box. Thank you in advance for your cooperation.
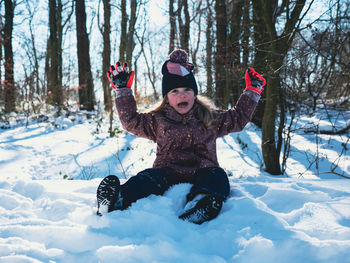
[136,28,160,100]
[169,0,176,53]
[18,0,45,114]
[46,0,74,108]
[98,0,112,112]
[177,0,190,51]
[47,0,63,107]
[226,0,244,105]
[75,0,95,110]
[24,0,40,98]
[0,5,4,104]
[167,0,191,53]
[205,0,214,97]
[283,0,350,111]
[190,0,203,75]
[214,0,227,106]
[97,0,114,136]
[126,0,137,64]
[119,0,138,65]
[3,0,15,112]
[251,0,269,127]
[255,0,311,175]
[119,0,127,61]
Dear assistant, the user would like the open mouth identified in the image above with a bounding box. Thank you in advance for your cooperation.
[177,102,189,108]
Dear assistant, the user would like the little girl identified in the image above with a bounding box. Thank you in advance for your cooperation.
[97,49,265,224]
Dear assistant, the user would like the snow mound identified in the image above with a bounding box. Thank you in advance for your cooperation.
[0,178,350,262]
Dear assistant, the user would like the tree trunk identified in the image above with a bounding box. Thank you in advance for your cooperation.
[169,0,176,52]
[57,0,63,100]
[119,0,137,66]
[177,0,190,52]
[4,0,15,112]
[261,59,282,174]
[102,0,112,112]
[214,0,227,106]
[126,0,137,64]
[205,0,213,97]
[241,0,250,68]
[259,0,307,175]
[47,0,63,107]
[119,0,127,62]
[227,0,243,104]
[0,14,3,102]
[28,14,40,98]
[75,0,95,110]
[190,1,203,76]
[251,0,269,127]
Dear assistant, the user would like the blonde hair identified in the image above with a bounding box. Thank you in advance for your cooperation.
[150,94,217,129]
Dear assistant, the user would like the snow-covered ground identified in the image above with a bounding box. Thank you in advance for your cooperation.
[0,109,349,263]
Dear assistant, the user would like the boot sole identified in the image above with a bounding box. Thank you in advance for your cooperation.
[96,175,120,216]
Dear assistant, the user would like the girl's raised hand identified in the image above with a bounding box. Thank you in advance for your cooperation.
[107,62,135,89]
[244,68,266,94]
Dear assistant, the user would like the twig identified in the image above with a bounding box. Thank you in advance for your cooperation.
[72,154,96,180]
[282,112,296,174]
[320,123,350,135]
[114,135,127,179]
[316,171,350,179]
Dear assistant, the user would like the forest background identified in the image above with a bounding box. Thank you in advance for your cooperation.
[0,0,349,176]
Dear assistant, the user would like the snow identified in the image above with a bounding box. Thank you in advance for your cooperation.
[0,110,349,263]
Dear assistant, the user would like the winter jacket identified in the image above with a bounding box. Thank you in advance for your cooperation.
[115,89,259,182]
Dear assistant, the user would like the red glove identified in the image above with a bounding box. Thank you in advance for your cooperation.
[245,68,266,94]
[107,62,135,89]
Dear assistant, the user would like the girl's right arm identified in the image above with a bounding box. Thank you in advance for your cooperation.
[107,61,157,142]
[115,88,157,142]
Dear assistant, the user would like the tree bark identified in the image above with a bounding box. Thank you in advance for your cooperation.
[1,9,4,102]
[227,0,244,104]
[261,59,283,174]
[47,0,63,107]
[177,0,190,52]
[4,0,15,112]
[102,0,112,112]
[169,0,176,53]
[119,0,137,66]
[27,7,40,98]
[119,0,127,62]
[126,0,137,64]
[75,0,95,110]
[205,0,214,97]
[190,1,203,76]
[57,0,63,100]
[251,0,269,127]
[214,0,227,106]
[242,0,249,68]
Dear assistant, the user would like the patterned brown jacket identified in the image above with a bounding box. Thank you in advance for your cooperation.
[115,89,259,182]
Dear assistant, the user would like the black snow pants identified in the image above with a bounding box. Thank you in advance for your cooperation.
[117,167,230,210]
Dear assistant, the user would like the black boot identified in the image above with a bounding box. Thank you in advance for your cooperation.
[179,194,223,224]
[96,175,120,216]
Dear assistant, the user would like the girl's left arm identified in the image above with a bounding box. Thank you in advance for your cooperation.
[215,68,265,137]
[215,90,260,137]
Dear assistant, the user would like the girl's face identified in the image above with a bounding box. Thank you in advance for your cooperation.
[167,87,196,114]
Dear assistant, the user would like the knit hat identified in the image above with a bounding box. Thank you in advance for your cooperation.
[161,49,198,97]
